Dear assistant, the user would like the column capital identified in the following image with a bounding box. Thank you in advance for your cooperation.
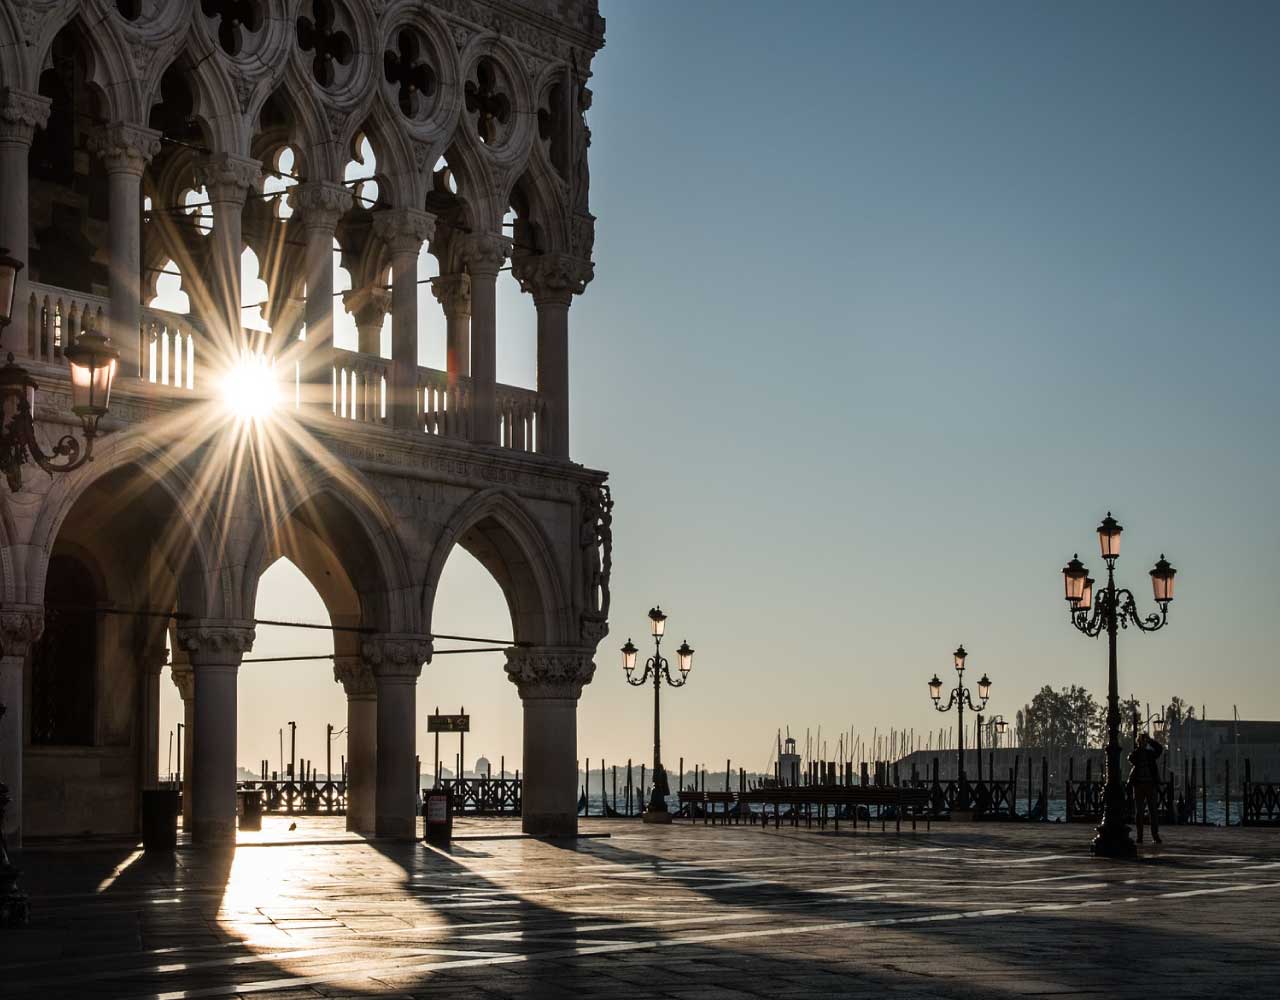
[193,152,261,205]
[504,646,596,701]
[342,284,391,331]
[457,233,512,278]
[88,122,163,177]
[289,180,353,232]
[372,208,435,259]
[430,273,471,317]
[334,655,376,699]
[141,646,170,677]
[361,634,432,680]
[0,604,44,659]
[511,252,593,306]
[170,664,195,702]
[175,619,256,665]
[0,88,51,144]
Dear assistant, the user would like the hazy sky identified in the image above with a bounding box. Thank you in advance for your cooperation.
[162,1,1280,780]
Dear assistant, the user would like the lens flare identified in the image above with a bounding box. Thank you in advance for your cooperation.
[220,353,279,423]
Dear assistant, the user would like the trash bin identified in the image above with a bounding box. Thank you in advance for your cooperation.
[142,789,180,851]
[239,789,264,831]
[423,787,452,847]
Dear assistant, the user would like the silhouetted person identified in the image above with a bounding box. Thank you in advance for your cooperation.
[1128,733,1164,844]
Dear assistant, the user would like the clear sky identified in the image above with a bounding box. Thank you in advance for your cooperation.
[162,1,1280,780]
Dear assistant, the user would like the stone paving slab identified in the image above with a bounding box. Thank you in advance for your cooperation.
[5,817,1280,998]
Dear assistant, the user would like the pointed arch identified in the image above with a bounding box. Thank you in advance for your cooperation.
[26,431,218,620]
[239,462,416,637]
[423,488,571,646]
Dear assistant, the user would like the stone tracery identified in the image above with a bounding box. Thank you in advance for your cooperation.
[0,0,608,848]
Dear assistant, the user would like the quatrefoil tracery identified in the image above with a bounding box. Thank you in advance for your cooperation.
[465,59,511,145]
[201,0,264,57]
[384,29,436,119]
[298,0,354,89]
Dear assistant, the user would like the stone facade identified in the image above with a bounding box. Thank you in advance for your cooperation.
[0,0,608,846]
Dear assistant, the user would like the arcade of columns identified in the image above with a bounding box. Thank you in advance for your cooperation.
[0,0,611,846]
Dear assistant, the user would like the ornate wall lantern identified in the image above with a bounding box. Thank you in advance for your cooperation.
[0,250,119,491]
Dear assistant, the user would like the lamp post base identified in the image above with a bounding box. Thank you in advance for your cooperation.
[643,807,673,825]
[1091,823,1137,859]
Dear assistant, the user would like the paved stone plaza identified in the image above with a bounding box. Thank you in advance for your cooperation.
[6,817,1280,999]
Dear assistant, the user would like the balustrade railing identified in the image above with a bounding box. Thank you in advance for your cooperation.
[497,382,543,453]
[27,282,108,363]
[18,286,557,457]
[417,366,470,440]
[140,307,200,390]
[333,349,387,424]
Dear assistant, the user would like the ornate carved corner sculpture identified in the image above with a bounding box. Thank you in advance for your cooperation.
[503,647,596,701]
[0,606,44,660]
[333,656,376,698]
[579,483,612,627]
[360,635,432,679]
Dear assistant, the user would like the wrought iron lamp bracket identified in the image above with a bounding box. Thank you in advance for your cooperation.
[0,398,95,491]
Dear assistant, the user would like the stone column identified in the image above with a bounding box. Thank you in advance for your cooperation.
[512,253,593,459]
[139,647,168,790]
[362,634,431,839]
[176,621,255,846]
[372,210,435,431]
[457,234,511,446]
[289,182,351,410]
[170,660,195,827]
[431,274,471,378]
[192,153,260,351]
[504,646,596,837]
[89,123,163,379]
[333,656,376,833]
[0,89,51,358]
[0,606,43,849]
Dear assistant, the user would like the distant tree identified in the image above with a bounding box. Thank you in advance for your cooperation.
[1015,708,1027,748]
[1024,685,1103,751]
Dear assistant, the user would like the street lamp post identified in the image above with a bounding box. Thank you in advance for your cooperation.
[621,606,694,824]
[0,248,120,492]
[927,645,991,813]
[1062,513,1177,858]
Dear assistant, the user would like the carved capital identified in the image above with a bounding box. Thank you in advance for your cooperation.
[512,252,593,305]
[457,233,512,278]
[372,209,436,258]
[504,646,596,701]
[175,620,256,665]
[430,273,471,317]
[141,646,170,677]
[0,605,44,659]
[170,665,195,702]
[361,634,432,680]
[88,122,163,177]
[0,88,51,145]
[342,285,392,331]
[333,656,376,698]
[289,181,353,232]
[193,153,262,205]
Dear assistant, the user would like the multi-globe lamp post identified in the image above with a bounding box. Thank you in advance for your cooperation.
[927,645,992,813]
[621,607,694,824]
[1062,513,1177,858]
